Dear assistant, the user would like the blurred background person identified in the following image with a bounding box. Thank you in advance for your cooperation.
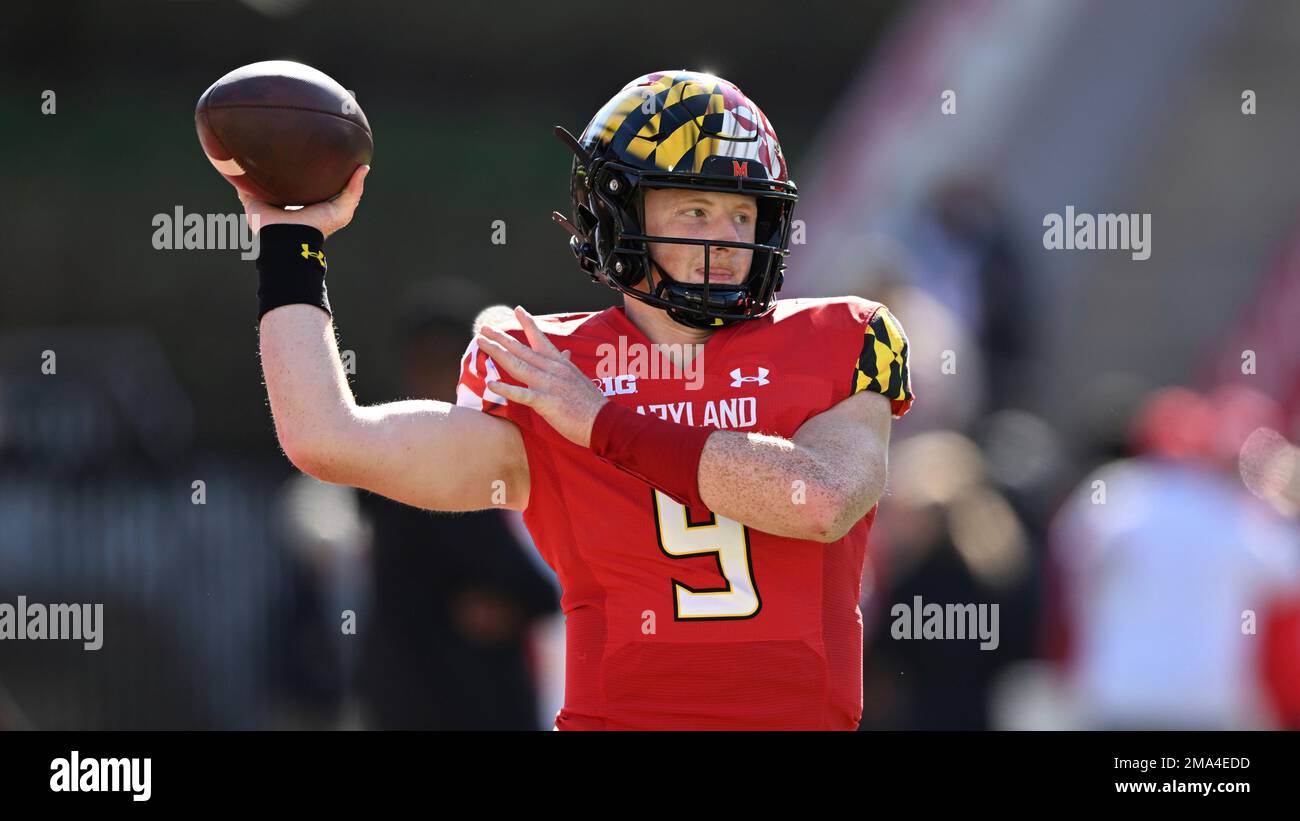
[850,235,988,436]
[902,179,1036,413]
[859,430,1041,729]
[355,280,561,730]
[1043,386,1300,730]
[272,475,371,728]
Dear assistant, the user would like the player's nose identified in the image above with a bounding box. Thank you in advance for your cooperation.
[702,247,732,271]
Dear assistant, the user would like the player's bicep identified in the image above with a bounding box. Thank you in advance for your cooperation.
[793,389,893,510]
[343,399,530,513]
[795,389,892,467]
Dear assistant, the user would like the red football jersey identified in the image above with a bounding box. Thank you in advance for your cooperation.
[456,296,914,729]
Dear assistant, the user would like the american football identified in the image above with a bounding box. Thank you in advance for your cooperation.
[195,60,372,207]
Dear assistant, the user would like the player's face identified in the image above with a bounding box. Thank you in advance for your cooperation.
[641,188,757,286]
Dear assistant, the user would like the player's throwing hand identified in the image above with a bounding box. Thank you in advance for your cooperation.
[478,307,608,448]
[238,165,369,238]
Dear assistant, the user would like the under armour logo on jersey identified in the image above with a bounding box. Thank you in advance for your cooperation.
[300,243,327,270]
[730,367,770,387]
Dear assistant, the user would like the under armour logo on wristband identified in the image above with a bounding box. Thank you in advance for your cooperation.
[300,244,327,270]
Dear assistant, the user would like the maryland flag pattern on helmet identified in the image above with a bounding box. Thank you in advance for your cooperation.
[854,306,914,418]
[581,70,789,181]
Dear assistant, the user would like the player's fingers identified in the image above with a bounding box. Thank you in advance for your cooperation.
[515,307,560,354]
[486,379,533,406]
[480,323,552,371]
[332,165,368,210]
[477,335,543,384]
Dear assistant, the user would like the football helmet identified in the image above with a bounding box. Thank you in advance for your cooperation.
[553,70,798,329]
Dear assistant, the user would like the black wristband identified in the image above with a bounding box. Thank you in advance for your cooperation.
[255,223,333,320]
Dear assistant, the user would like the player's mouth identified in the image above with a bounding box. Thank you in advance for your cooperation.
[696,267,736,283]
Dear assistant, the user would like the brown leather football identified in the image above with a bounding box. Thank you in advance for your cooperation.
[195,61,373,207]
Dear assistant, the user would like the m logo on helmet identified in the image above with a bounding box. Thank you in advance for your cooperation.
[732,160,749,177]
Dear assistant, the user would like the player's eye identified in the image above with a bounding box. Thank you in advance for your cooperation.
[681,207,706,218]
[734,212,753,225]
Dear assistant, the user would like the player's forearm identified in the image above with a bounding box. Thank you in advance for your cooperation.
[258,304,359,473]
[697,430,884,543]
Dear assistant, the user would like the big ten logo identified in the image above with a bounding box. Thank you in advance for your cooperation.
[593,375,638,397]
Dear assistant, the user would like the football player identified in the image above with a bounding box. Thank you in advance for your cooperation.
[242,70,914,730]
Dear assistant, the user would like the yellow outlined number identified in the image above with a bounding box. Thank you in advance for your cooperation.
[651,489,761,620]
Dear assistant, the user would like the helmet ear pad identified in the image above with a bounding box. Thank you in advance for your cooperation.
[588,164,650,290]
